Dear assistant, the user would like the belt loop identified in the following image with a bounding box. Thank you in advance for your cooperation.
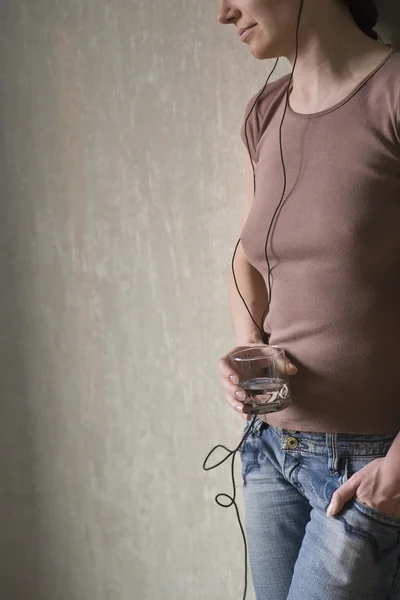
[326,433,340,474]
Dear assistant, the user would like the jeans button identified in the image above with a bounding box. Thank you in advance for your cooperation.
[287,436,299,449]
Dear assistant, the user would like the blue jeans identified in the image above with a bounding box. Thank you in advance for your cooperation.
[240,417,400,600]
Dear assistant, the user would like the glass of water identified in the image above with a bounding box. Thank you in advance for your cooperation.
[230,345,292,415]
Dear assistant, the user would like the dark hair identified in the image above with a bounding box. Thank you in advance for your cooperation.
[342,0,380,41]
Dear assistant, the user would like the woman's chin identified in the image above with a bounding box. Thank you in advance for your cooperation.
[248,40,280,60]
[249,44,273,60]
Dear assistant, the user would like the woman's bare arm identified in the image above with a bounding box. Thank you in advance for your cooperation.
[218,148,297,420]
[229,148,269,345]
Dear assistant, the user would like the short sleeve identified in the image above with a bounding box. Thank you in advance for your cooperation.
[240,89,263,164]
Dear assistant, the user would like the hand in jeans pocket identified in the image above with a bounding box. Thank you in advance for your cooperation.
[327,454,400,521]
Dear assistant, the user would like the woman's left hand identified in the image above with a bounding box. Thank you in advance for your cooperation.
[327,456,400,518]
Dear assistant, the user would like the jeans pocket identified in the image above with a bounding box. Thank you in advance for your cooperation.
[239,416,262,450]
[351,496,400,528]
[328,457,400,561]
[243,418,253,434]
[333,454,400,562]
[239,434,260,482]
[239,418,264,481]
[345,456,400,527]
[238,419,253,456]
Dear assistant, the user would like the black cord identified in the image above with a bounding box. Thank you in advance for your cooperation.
[231,62,278,343]
[260,11,303,330]
[203,3,304,599]
[233,1,304,344]
[202,414,258,600]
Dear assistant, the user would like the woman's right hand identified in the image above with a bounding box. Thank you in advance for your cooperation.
[216,344,298,421]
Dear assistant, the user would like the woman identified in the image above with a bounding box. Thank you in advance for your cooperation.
[216,0,400,598]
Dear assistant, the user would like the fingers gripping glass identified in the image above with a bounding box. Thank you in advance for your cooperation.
[230,345,292,415]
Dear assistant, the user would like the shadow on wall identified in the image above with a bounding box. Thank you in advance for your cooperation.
[0,142,42,596]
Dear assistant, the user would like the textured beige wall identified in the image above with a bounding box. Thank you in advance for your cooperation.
[0,2,282,598]
[0,1,396,599]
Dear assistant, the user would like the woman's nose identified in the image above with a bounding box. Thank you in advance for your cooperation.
[217,1,238,24]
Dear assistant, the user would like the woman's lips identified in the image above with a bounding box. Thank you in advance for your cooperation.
[239,24,257,41]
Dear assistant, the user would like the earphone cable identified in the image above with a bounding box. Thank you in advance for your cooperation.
[202,414,258,600]
[260,2,303,329]
[203,3,304,599]
[231,58,280,342]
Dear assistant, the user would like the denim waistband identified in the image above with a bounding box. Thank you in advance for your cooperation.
[250,417,399,463]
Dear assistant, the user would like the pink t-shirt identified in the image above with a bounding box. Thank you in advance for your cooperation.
[240,46,400,433]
